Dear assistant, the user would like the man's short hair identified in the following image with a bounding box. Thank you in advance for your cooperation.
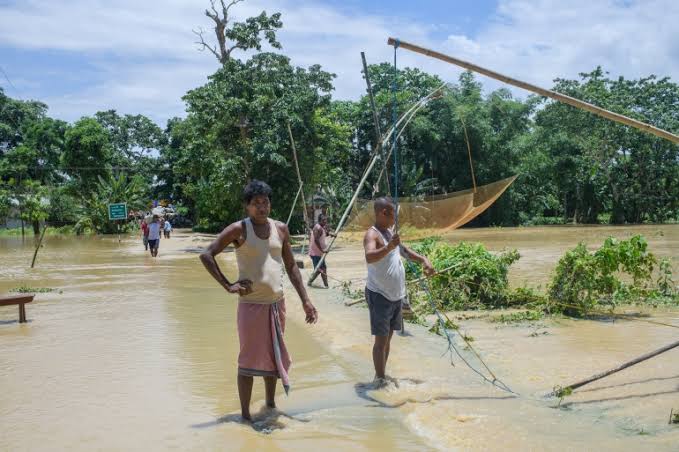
[318,214,327,222]
[373,196,395,214]
[243,179,272,204]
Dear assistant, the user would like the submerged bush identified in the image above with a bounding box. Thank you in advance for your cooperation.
[406,237,521,311]
[547,235,677,315]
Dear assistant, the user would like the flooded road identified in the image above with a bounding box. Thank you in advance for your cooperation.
[0,233,426,451]
[1,224,678,450]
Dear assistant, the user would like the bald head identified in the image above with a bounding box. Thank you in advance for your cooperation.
[374,197,395,214]
[373,196,396,228]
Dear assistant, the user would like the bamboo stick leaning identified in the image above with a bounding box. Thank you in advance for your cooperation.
[387,37,679,145]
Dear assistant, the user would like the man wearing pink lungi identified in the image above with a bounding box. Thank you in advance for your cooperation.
[200,180,318,422]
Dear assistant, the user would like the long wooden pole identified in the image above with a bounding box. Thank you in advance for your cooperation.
[285,185,303,226]
[286,122,312,237]
[387,38,679,145]
[30,223,47,268]
[361,51,390,196]
[551,339,679,396]
[306,87,441,284]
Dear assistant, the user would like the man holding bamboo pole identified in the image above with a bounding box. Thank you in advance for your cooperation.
[363,197,434,386]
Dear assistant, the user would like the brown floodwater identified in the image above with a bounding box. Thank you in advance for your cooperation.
[0,233,427,451]
[1,224,678,451]
[444,223,679,288]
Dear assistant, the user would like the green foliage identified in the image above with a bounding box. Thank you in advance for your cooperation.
[552,385,573,407]
[406,237,521,310]
[428,318,459,335]
[548,235,676,315]
[0,186,11,220]
[75,174,146,234]
[10,286,60,294]
[174,50,342,231]
[63,118,113,193]
[490,310,545,323]
[657,258,677,297]
[2,4,679,230]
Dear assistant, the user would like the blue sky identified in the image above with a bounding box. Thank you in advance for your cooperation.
[1,0,678,126]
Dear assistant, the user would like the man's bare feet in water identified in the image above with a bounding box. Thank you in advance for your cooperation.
[372,375,401,389]
[385,375,400,388]
[372,377,389,389]
[241,411,252,423]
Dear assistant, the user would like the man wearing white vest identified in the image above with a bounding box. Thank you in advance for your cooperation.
[363,197,434,386]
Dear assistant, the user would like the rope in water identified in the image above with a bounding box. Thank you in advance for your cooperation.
[409,261,516,395]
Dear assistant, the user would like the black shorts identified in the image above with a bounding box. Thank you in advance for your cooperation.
[365,288,402,336]
[148,239,159,249]
[311,255,327,272]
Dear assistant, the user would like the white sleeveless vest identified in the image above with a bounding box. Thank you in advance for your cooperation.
[235,218,284,304]
[366,226,406,302]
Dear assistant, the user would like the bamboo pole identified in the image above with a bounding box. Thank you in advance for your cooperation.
[387,38,679,145]
[551,339,679,396]
[461,118,477,193]
[361,52,390,196]
[306,85,443,284]
[30,224,47,269]
[285,185,303,226]
[286,122,312,256]
[407,262,464,285]
[345,298,365,307]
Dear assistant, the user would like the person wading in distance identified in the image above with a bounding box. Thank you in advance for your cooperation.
[147,215,161,257]
[308,214,335,288]
[200,179,318,422]
[363,196,434,387]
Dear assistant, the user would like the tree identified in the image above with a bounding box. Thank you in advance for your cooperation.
[62,118,113,195]
[174,51,341,230]
[17,180,49,235]
[75,174,146,234]
[94,110,166,163]
[532,68,679,224]
[194,0,282,64]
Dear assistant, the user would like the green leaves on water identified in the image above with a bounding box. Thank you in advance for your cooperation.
[548,234,678,315]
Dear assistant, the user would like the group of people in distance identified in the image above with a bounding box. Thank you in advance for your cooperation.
[140,214,172,257]
[199,179,434,422]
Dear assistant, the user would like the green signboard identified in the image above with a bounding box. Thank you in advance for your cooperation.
[108,203,128,221]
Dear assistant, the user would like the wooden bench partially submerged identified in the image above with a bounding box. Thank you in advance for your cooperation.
[0,294,34,323]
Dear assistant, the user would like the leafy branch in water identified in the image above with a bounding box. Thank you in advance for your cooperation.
[406,237,522,311]
[10,286,61,294]
[339,280,363,300]
[547,235,678,316]
[553,385,573,407]
[490,310,544,324]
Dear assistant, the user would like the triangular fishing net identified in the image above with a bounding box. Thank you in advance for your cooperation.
[343,175,517,237]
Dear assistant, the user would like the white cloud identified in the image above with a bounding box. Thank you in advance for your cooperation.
[441,0,679,93]
[1,0,678,125]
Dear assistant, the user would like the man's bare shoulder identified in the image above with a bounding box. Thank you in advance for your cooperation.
[363,227,378,244]
[273,220,289,237]
[221,220,244,234]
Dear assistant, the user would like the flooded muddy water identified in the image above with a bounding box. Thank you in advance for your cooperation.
[0,233,426,451]
[1,224,678,450]
[443,223,679,288]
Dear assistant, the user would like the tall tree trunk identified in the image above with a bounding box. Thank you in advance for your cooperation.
[32,220,41,236]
